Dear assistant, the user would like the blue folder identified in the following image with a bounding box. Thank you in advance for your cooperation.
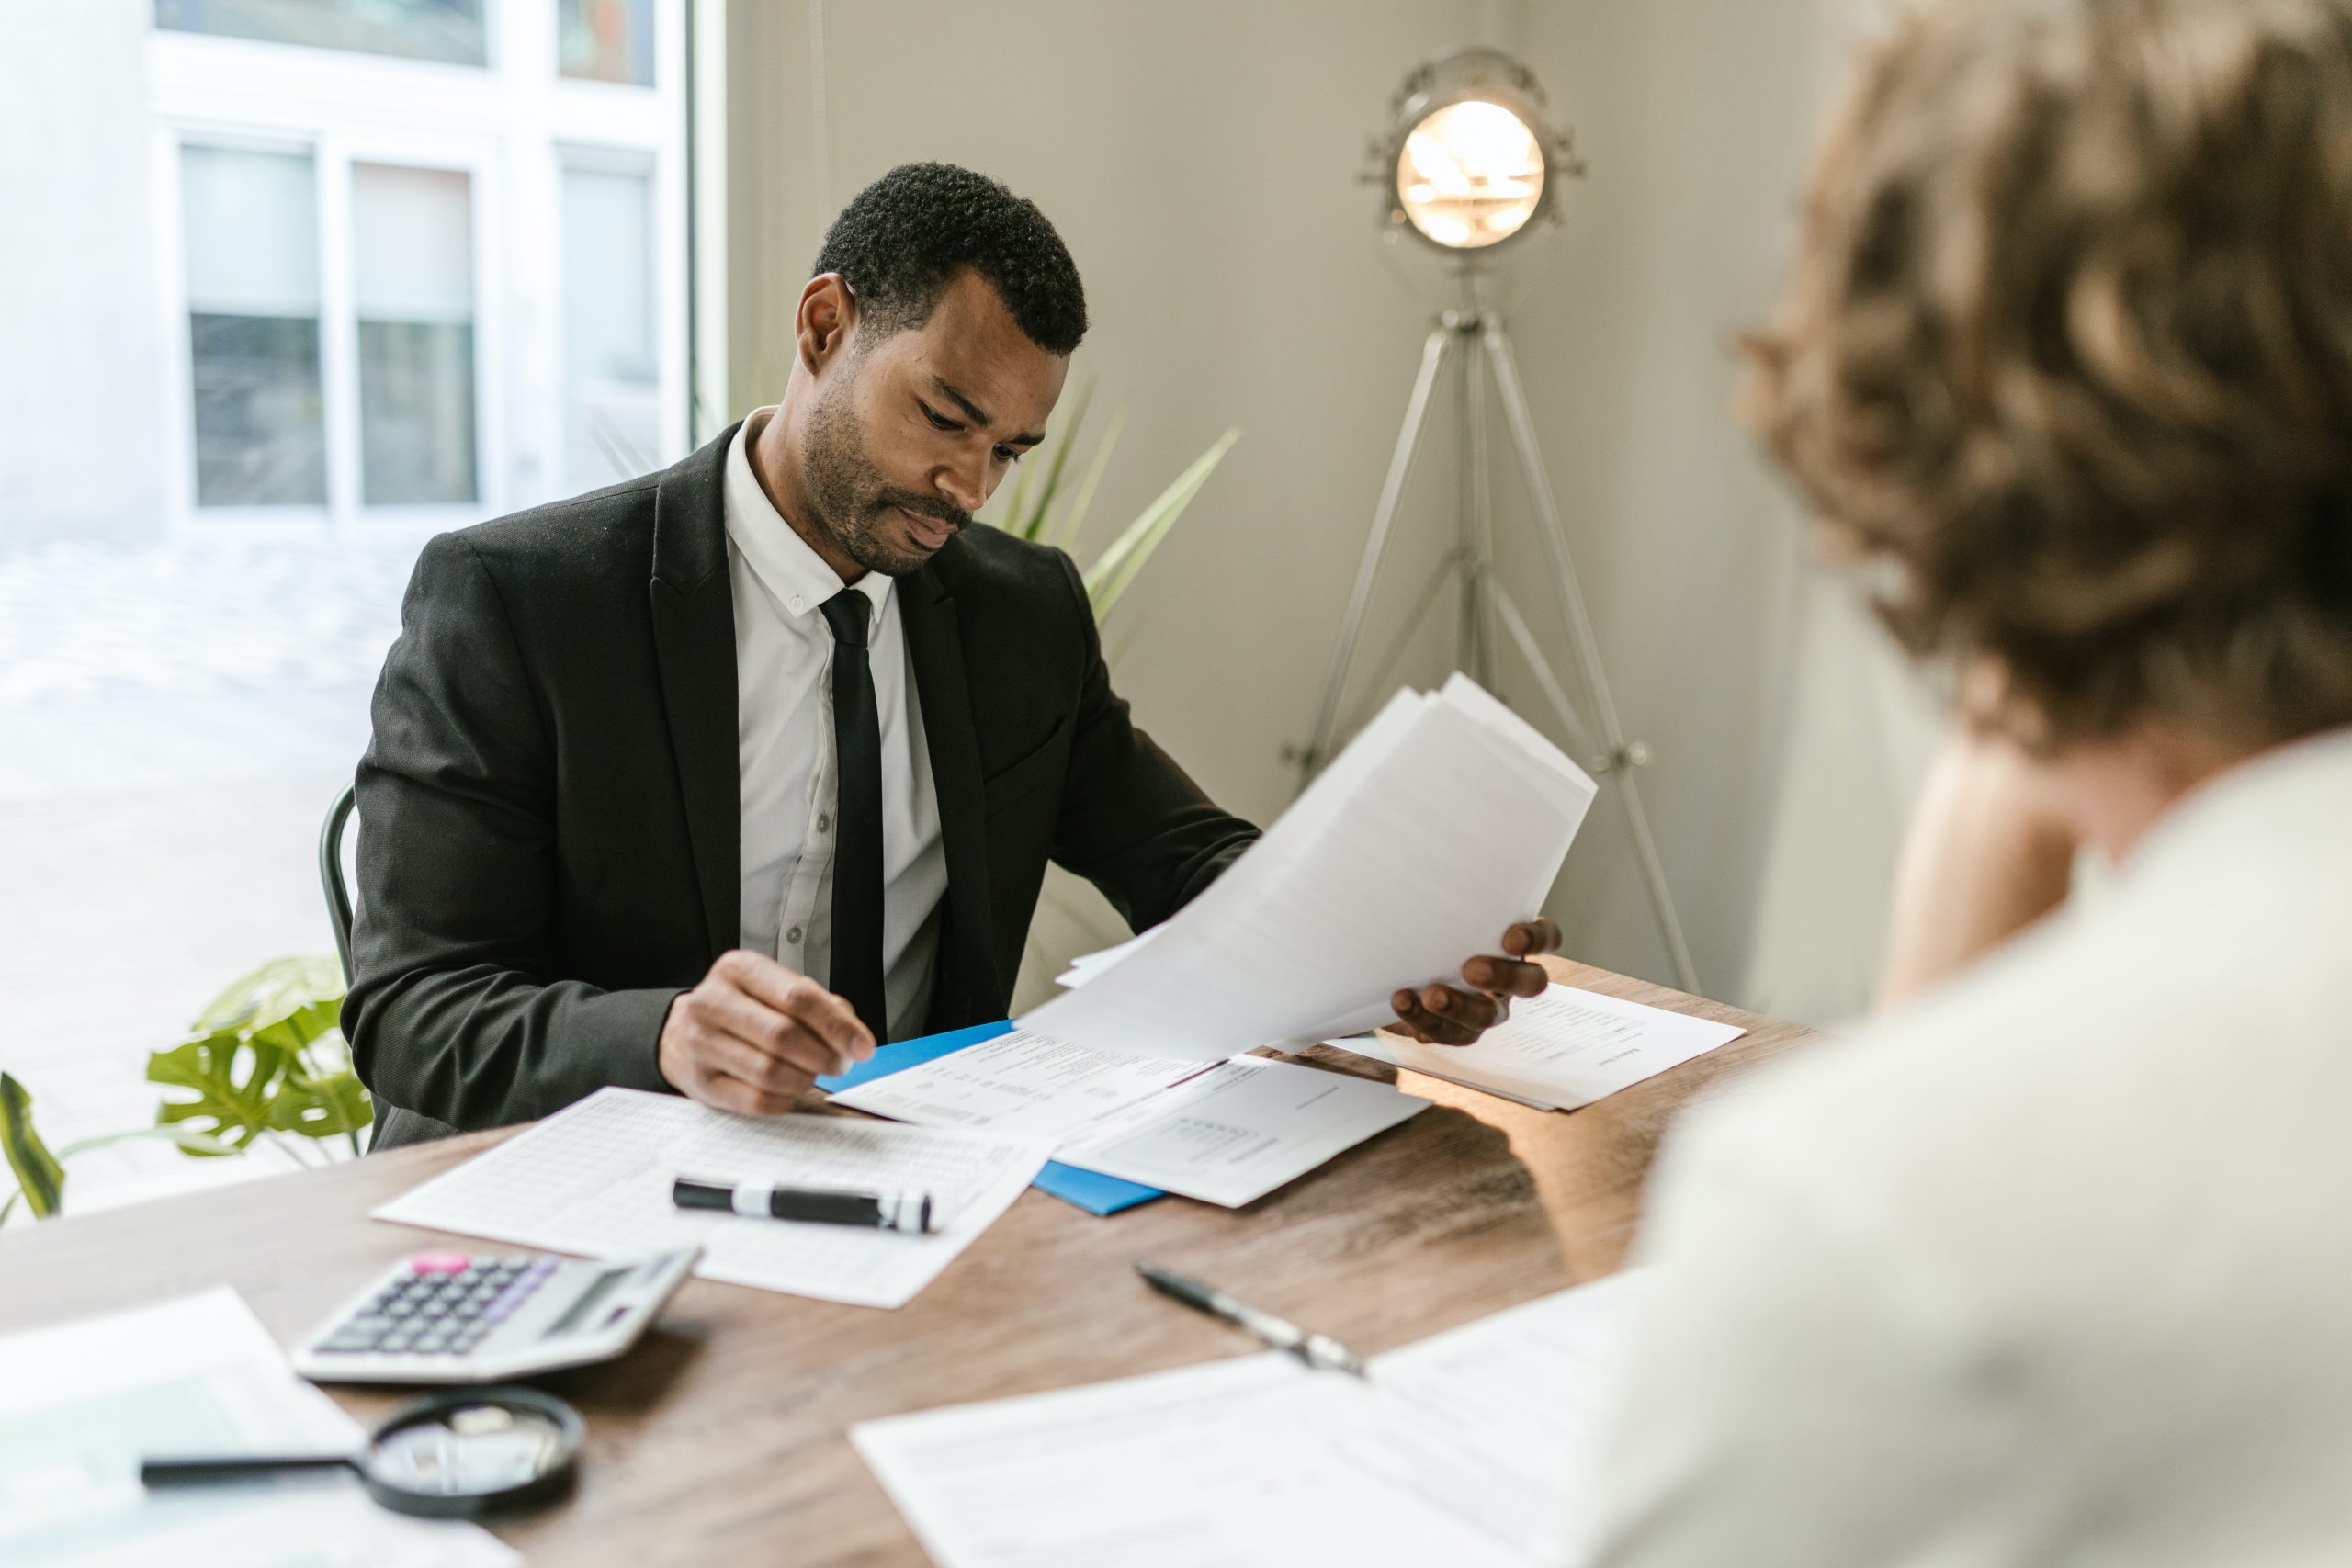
[816,1020,1165,1216]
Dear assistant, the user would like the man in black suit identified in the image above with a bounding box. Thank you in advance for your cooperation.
[348,163,1557,1149]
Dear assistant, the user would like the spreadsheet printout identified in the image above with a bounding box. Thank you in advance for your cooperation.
[373,1089,1053,1308]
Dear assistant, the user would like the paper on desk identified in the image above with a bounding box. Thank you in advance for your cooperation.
[372,1089,1052,1308]
[1023,674,1598,1059]
[1057,1056,1428,1207]
[0,1287,514,1568]
[853,1270,1644,1568]
[1329,984,1747,1111]
[829,1029,1211,1140]
[833,1032,1429,1207]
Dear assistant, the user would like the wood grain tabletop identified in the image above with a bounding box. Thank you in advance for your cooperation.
[0,957,1823,1564]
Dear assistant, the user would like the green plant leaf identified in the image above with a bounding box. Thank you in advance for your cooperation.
[1019,379,1091,540]
[267,1062,373,1144]
[148,1032,294,1154]
[0,1072,65,1220]
[1048,405,1127,553]
[1085,427,1242,620]
[194,955,345,1055]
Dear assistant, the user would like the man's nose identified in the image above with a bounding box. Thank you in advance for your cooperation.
[936,451,988,514]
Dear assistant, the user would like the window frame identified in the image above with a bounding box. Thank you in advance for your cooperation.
[144,2,686,538]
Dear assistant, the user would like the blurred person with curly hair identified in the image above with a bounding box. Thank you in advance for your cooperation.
[1583,2,2352,1562]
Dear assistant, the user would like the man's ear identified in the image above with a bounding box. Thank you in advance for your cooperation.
[796,274,856,375]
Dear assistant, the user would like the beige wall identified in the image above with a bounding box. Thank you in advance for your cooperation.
[721,0,1941,1020]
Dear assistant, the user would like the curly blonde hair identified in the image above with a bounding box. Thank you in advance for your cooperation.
[1749,0,2352,750]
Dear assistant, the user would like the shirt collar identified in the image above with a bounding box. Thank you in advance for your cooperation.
[723,411,892,622]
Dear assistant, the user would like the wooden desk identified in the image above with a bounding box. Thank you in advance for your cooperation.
[0,959,1818,1563]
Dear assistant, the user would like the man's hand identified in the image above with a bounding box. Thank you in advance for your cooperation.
[1388,917,1561,1045]
[658,950,876,1116]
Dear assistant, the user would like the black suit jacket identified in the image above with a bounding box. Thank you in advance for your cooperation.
[346,424,1258,1148]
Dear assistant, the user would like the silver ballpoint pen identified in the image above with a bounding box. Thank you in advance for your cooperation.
[1135,1261,1370,1379]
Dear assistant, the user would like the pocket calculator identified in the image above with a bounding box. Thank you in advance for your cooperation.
[291,1247,700,1385]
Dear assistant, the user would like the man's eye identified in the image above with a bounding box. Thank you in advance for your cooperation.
[997,446,1022,463]
[921,404,959,431]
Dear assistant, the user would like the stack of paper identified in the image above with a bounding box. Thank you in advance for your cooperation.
[1329,984,1747,1111]
[1023,674,1598,1059]
[854,1272,1643,1567]
[373,1089,1054,1308]
[0,1288,514,1568]
[831,1030,1430,1207]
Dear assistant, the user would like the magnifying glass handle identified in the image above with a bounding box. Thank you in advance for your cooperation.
[142,1453,356,1485]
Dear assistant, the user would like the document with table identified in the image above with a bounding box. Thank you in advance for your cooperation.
[0,1287,514,1568]
[373,1089,1053,1308]
[854,1271,1643,1567]
[1329,983,1748,1111]
[831,1029,1430,1207]
[1023,674,1600,1058]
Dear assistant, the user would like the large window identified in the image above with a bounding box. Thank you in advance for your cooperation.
[154,0,488,67]
[353,163,479,505]
[561,156,660,491]
[180,143,327,506]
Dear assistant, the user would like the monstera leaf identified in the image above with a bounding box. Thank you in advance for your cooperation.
[148,1032,295,1154]
[193,956,346,1054]
[150,956,370,1157]
[0,1073,65,1220]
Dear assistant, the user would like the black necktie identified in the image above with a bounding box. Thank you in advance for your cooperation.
[820,589,887,1042]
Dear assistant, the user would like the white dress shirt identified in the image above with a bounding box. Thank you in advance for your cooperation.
[1586,725,2352,1566]
[721,412,946,1041]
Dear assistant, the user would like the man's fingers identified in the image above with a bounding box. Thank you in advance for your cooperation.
[1501,917,1563,958]
[1462,954,1549,998]
[685,1065,801,1118]
[714,950,876,1059]
[688,986,854,1077]
[1422,983,1506,1033]
[1391,987,1482,1046]
[697,1014,831,1093]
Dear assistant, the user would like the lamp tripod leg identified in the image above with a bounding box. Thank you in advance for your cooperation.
[1483,324,1702,995]
[1297,324,1453,784]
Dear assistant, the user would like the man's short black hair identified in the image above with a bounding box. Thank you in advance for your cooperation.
[813,163,1088,356]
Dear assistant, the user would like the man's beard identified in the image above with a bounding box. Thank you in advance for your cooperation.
[802,378,971,577]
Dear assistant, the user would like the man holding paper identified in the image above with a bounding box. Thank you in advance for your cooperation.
[348,163,1555,1147]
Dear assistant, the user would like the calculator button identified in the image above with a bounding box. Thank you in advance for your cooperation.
[411,1250,471,1275]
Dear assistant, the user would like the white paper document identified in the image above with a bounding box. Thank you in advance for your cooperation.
[1330,984,1747,1111]
[853,1271,1644,1568]
[1022,674,1599,1059]
[1056,1055,1428,1206]
[372,1088,1053,1308]
[831,1032,1430,1207]
[830,1030,1211,1141]
[0,1288,515,1568]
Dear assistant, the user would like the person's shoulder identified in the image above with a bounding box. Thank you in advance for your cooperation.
[930,522,1082,601]
[436,473,664,583]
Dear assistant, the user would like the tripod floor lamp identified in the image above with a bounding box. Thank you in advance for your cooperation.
[1294,48,1701,993]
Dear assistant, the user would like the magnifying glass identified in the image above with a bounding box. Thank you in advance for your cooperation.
[141,1385,583,1518]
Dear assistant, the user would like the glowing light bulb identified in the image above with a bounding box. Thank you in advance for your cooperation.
[1394,96,1546,250]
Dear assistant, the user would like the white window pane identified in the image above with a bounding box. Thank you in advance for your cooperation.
[353,164,473,323]
[561,162,659,491]
[354,164,477,506]
[182,143,320,316]
[154,0,487,67]
[181,143,324,506]
[559,0,655,86]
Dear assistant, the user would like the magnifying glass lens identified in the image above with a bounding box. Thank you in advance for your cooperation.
[366,1404,567,1497]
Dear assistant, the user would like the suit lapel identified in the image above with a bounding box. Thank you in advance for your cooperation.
[899,564,1002,1014]
[650,424,742,962]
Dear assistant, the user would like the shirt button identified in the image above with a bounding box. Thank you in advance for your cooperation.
[816,813,830,832]
[785,926,802,945]
[788,595,805,612]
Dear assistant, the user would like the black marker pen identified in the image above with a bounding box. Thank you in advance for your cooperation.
[671,1176,935,1235]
